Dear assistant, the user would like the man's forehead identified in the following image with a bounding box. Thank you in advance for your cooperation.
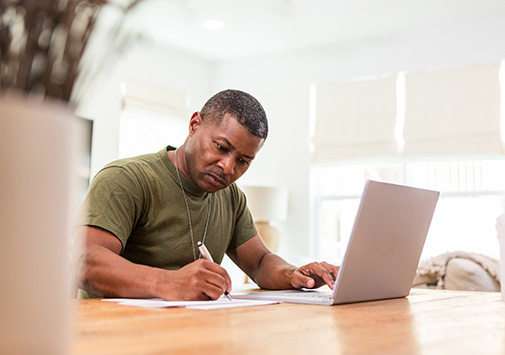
[209,123,263,155]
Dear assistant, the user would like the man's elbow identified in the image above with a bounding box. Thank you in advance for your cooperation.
[73,244,105,296]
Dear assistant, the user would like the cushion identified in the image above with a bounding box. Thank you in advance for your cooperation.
[444,258,500,292]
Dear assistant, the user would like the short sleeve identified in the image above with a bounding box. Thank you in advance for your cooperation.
[227,184,258,250]
[76,166,145,251]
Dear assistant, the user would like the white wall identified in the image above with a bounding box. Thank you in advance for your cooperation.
[78,12,505,267]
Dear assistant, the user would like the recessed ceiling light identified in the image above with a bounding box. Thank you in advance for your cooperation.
[201,19,225,30]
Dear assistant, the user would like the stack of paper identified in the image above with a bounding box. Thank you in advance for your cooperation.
[102,298,278,310]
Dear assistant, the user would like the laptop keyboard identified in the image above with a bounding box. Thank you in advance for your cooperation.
[244,289,332,299]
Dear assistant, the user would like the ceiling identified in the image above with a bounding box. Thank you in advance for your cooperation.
[121,0,505,60]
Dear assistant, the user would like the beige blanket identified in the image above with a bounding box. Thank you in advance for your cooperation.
[413,250,500,291]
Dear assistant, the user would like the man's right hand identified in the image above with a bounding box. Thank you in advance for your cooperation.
[158,259,232,301]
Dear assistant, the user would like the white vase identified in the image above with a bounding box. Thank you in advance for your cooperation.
[0,94,80,354]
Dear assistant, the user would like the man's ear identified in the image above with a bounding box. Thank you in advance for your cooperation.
[188,112,202,136]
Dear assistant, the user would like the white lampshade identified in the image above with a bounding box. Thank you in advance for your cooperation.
[241,186,288,222]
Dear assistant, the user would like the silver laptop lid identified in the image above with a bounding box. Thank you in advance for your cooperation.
[332,180,439,304]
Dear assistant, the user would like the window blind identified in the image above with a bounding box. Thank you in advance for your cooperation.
[403,62,503,156]
[312,76,398,162]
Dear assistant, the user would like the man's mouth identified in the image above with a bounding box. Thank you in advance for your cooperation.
[208,172,227,187]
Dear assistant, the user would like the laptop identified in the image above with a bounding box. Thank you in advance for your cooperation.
[232,180,439,305]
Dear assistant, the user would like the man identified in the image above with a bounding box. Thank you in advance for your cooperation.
[77,89,338,300]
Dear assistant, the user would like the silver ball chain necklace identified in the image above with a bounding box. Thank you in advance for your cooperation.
[174,149,212,261]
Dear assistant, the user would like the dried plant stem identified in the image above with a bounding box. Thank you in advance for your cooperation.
[0,0,141,103]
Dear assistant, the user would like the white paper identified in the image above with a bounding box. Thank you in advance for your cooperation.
[101,297,278,310]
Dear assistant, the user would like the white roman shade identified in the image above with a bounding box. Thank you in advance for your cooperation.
[403,62,503,156]
[121,80,189,118]
[312,76,398,162]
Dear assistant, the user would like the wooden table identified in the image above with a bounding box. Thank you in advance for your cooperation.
[71,289,505,355]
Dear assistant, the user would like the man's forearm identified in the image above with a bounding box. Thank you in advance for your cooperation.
[79,244,162,298]
[252,252,298,290]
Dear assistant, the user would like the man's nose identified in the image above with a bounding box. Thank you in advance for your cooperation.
[217,156,235,175]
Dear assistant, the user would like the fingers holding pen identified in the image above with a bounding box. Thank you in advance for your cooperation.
[182,259,231,300]
[158,259,231,301]
[200,258,233,295]
[197,241,232,299]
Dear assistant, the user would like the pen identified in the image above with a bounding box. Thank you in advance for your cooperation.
[197,241,233,301]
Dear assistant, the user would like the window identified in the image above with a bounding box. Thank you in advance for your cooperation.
[311,158,505,264]
[119,107,186,159]
[118,80,189,158]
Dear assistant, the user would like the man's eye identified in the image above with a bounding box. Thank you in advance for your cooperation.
[239,158,250,166]
[216,143,228,152]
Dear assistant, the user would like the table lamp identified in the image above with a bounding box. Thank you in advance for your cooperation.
[241,186,289,253]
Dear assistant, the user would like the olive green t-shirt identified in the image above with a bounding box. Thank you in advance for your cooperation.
[78,146,257,271]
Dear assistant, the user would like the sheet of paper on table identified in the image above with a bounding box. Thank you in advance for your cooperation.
[102,297,278,310]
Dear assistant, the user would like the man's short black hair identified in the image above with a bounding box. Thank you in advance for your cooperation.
[200,89,268,139]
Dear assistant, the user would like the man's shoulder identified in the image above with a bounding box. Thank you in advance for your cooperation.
[92,151,168,189]
[105,151,161,169]
[99,150,166,175]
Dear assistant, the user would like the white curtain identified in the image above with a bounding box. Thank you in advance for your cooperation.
[403,62,503,156]
[312,76,398,162]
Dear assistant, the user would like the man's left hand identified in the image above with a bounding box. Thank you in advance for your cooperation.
[289,262,340,290]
